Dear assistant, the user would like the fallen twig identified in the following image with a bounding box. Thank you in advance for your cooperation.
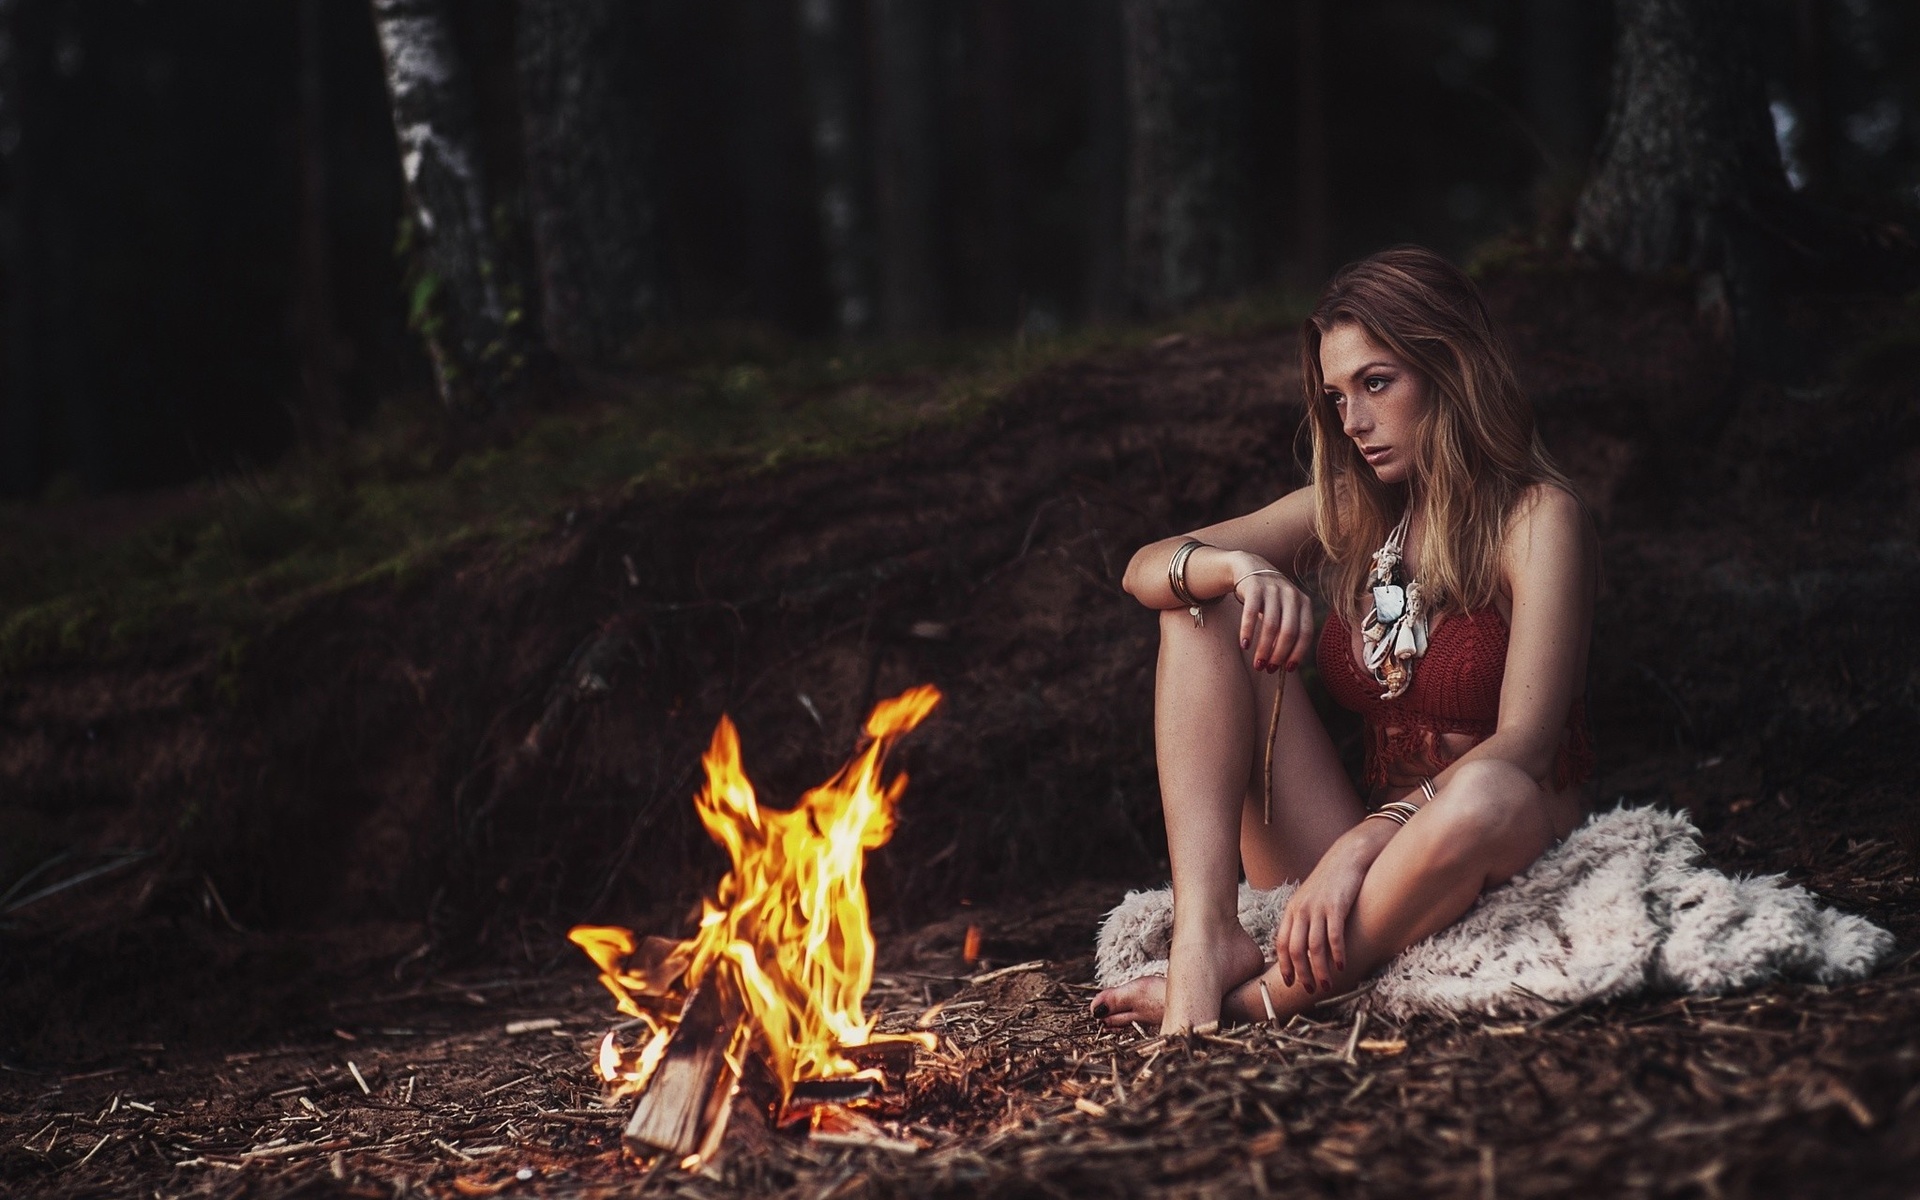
[965,961,1048,986]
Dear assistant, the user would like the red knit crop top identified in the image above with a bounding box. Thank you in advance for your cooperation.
[1317,606,1594,792]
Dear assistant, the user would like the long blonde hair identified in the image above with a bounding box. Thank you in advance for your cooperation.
[1301,246,1571,623]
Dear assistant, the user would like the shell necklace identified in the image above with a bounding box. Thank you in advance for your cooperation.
[1361,506,1430,700]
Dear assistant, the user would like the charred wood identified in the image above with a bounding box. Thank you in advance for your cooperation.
[624,978,745,1161]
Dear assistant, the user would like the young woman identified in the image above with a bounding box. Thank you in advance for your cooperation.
[1092,246,1596,1034]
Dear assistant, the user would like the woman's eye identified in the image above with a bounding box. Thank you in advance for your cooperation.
[1365,376,1389,393]
[1326,393,1345,408]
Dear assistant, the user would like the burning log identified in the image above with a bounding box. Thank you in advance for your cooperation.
[621,979,745,1161]
[571,685,943,1171]
[844,1038,919,1086]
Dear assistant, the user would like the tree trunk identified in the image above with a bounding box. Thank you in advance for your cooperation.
[517,0,665,363]
[796,0,876,336]
[1791,0,1832,196]
[1572,0,1786,277]
[1292,0,1328,285]
[369,0,531,415]
[728,1,811,329]
[1525,0,1601,175]
[292,0,342,445]
[1522,0,1606,236]
[0,0,35,496]
[971,0,1019,329]
[1082,0,1128,321]
[1121,0,1252,317]
[871,0,940,335]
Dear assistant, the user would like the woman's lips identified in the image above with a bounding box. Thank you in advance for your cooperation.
[1361,445,1391,464]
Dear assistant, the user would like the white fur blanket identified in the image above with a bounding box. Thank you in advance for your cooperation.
[1094,805,1896,1020]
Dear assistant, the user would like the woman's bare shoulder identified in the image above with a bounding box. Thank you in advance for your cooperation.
[1501,483,1596,586]
[1508,482,1589,539]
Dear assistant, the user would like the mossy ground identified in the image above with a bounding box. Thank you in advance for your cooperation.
[0,293,1310,678]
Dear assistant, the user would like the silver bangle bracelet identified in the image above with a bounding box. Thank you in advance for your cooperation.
[1167,539,1205,608]
[1233,568,1288,590]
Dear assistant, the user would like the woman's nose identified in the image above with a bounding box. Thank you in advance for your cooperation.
[1342,398,1371,437]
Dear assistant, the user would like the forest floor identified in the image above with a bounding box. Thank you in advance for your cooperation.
[3,259,1920,1197]
[0,876,1916,1200]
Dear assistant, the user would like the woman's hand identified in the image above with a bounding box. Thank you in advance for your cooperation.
[1232,555,1313,673]
[1275,821,1392,992]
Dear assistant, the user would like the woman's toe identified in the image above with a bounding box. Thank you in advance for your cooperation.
[1091,975,1165,1026]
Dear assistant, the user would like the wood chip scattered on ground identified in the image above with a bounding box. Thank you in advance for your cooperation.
[3,882,1917,1199]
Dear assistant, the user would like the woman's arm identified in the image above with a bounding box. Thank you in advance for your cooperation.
[1121,486,1320,671]
[1434,483,1596,786]
[1120,486,1317,607]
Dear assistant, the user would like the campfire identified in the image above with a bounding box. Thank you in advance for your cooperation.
[568,685,942,1168]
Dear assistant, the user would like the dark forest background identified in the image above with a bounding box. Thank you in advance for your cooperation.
[3,0,1917,497]
[5,8,1920,1195]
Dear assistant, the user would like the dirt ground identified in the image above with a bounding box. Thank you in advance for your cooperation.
[0,879,1915,1199]
[4,261,1920,1196]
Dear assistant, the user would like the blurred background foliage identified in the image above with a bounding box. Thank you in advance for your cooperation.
[0,0,1916,671]
[1,0,1915,497]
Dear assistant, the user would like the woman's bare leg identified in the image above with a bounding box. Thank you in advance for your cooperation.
[1222,759,1578,1024]
[1237,663,1365,890]
[1091,603,1362,1033]
[1144,605,1263,1032]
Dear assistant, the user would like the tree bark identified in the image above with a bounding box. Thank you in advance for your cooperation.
[796,0,876,336]
[1083,0,1128,321]
[1525,0,1602,176]
[0,0,35,496]
[970,0,1019,329]
[1572,0,1786,277]
[1791,0,1831,196]
[369,0,532,415]
[871,0,940,335]
[728,1,811,329]
[517,0,665,363]
[1121,0,1252,317]
[293,0,342,445]
[1293,0,1328,285]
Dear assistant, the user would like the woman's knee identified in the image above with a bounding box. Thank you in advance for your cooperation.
[1412,761,1548,876]
[1158,600,1258,671]
[1443,759,1537,806]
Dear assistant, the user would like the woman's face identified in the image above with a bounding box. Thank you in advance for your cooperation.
[1319,321,1431,486]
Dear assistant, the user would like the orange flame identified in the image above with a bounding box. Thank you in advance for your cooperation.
[570,684,941,1102]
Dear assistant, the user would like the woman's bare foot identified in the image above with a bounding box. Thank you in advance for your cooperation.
[1160,924,1264,1033]
[1090,923,1265,1033]
[1088,973,1166,1027]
